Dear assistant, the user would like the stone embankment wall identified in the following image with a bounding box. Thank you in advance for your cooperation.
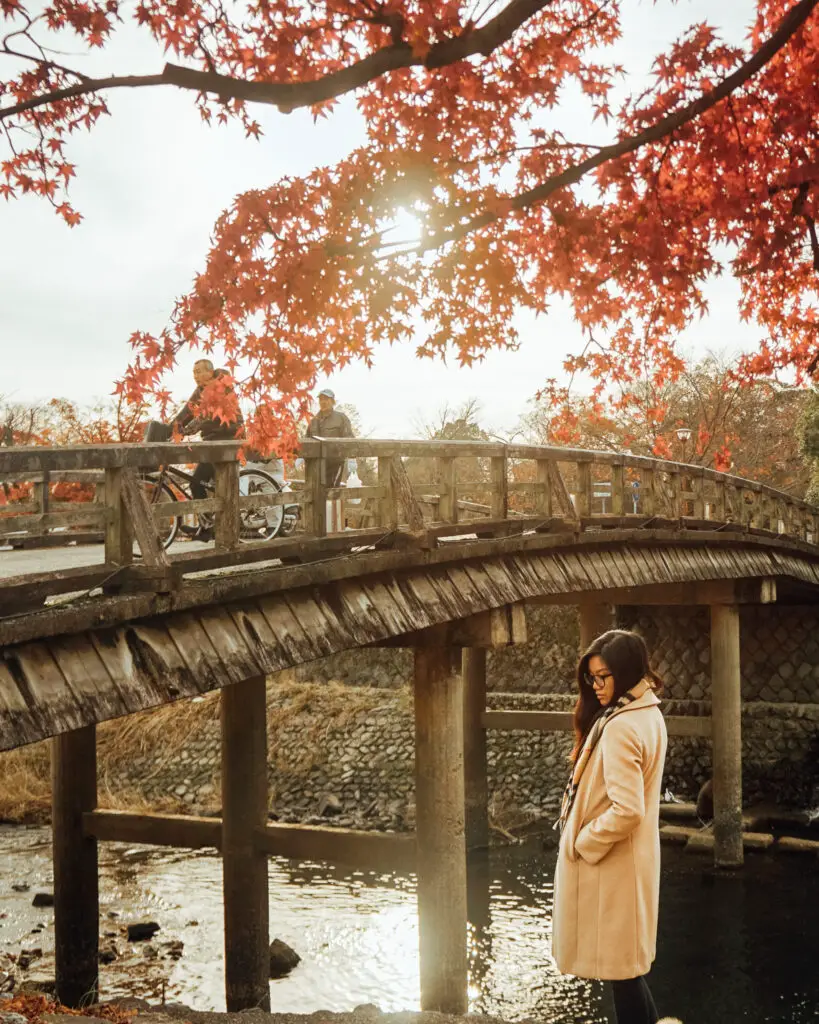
[618,605,819,702]
[88,603,819,827]
[106,682,819,828]
[289,605,580,694]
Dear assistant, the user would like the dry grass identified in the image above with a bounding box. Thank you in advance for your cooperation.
[0,677,406,822]
[0,742,52,823]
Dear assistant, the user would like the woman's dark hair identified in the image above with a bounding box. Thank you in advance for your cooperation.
[571,629,663,761]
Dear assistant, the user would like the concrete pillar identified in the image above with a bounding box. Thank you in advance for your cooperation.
[414,645,468,1014]
[710,604,744,868]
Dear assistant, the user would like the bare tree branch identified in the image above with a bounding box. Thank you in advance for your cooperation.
[0,0,552,121]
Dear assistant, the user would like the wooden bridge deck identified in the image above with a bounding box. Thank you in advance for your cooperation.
[0,525,817,749]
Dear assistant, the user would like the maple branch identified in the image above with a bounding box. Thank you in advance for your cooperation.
[415,0,819,250]
[0,0,552,121]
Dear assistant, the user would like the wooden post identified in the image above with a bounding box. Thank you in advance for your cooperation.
[104,467,133,566]
[714,477,727,523]
[414,645,468,1014]
[377,455,398,530]
[668,469,682,518]
[576,461,592,518]
[710,604,744,868]
[53,726,99,1008]
[437,457,458,524]
[304,455,327,537]
[578,601,612,652]
[535,458,552,518]
[490,454,508,520]
[222,676,270,1011]
[611,463,624,516]
[640,467,656,517]
[214,460,240,551]
[463,647,489,853]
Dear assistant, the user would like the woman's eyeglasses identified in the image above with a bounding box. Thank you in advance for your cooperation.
[584,672,613,689]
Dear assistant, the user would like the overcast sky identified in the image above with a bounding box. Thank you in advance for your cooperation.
[1,0,759,438]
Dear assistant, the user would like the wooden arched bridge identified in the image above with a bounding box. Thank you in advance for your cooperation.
[1,438,818,1014]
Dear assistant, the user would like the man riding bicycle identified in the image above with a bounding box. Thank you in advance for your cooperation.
[172,359,244,500]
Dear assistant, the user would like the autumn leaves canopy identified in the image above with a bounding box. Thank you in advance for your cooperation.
[2,0,819,451]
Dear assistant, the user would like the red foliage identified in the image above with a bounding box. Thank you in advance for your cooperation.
[3,1,819,448]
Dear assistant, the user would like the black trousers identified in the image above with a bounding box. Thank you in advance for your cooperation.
[190,462,214,500]
[610,975,659,1024]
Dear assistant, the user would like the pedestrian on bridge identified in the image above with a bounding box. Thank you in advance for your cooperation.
[552,629,669,1024]
[306,388,354,487]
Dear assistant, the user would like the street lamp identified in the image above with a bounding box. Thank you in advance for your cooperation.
[676,425,692,463]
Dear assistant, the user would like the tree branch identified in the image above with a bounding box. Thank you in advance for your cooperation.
[0,0,552,121]
[415,0,819,251]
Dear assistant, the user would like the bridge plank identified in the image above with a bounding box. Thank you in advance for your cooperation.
[297,591,357,652]
[46,635,127,724]
[226,601,291,674]
[197,607,264,684]
[404,571,461,624]
[3,643,85,737]
[423,566,482,622]
[329,580,391,643]
[164,613,229,694]
[379,575,437,634]
[256,594,325,664]
[477,560,523,607]
[359,579,419,637]
[89,623,198,711]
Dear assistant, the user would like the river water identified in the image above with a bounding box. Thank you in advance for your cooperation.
[0,825,817,1023]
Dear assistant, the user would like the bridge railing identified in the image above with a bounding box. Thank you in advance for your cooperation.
[0,439,816,607]
[303,438,819,544]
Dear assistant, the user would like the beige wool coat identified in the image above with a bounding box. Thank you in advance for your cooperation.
[552,687,668,981]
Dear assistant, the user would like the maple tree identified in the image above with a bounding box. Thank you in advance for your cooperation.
[3,0,819,452]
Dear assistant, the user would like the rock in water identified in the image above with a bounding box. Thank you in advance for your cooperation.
[31,893,54,908]
[127,921,160,942]
[696,779,714,822]
[269,939,301,978]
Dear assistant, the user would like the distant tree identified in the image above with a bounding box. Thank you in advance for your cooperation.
[522,355,810,495]
[416,399,488,443]
[797,391,819,502]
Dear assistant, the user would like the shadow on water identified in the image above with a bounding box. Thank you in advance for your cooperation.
[1,827,818,1022]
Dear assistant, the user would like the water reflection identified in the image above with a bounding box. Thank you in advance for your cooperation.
[1,827,818,1022]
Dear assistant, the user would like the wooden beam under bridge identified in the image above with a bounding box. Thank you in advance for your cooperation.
[528,578,777,608]
[482,710,713,738]
[82,810,417,873]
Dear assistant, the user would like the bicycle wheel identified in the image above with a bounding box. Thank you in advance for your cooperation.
[238,468,284,542]
[138,476,181,550]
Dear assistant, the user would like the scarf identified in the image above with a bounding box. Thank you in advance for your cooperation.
[555,679,650,834]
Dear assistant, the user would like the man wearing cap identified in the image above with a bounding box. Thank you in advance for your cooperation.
[306,388,354,486]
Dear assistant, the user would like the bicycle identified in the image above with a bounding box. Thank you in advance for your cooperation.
[140,462,298,549]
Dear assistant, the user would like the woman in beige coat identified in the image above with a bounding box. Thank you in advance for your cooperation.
[552,630,668,1024]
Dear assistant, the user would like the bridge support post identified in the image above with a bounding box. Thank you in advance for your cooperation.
[463,647,489,853]
[221,676,270,1011]
[52,725,98,1007]
[578,601,612,651]
[414,644,468,1014]
[710,604,744,868]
